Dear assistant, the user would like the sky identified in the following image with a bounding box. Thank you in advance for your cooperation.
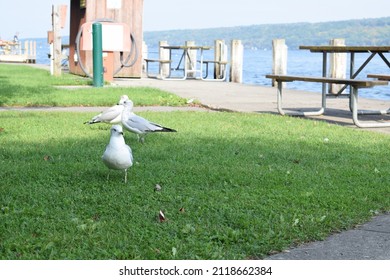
[0,0,389,40]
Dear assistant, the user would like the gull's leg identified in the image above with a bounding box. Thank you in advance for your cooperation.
[124,169,128,184]
[140,135,145,144]
[137,134,145,144]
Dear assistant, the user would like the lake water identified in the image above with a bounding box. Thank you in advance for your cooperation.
[32,38,390,100]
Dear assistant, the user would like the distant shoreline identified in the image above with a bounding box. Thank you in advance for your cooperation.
[18,16,390,49]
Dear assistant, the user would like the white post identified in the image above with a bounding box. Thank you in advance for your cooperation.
[52,5,62,76]
[142,41,148,74]
[186,40,196,78]
[272,39,288,87]
[50,43,54,75]
[159,41,170,77]
[329,38,346,94]
[19,41,23,55]
[30,41,33,56]
[24,41,29,56]
[230,39,243,83]
[214,39,227,79]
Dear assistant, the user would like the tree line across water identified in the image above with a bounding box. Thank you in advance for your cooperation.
[143,17,390,49]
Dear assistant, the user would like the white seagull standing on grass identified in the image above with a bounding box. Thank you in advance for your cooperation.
[102,125,133,183]
[84,95,129,125]
[121,99,177,143]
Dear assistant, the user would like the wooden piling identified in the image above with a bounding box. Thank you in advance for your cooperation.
[329,38,346,94]
[52,5,64,76]
[186,40,196,78]
[24,41,29,57]
[142,41,148,73]
[230,40,243,83]
[159,41,170,77]
[272,39,288,87]
[214,39,227,79]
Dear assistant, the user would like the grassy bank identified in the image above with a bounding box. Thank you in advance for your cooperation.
[1,110,389,259]
[0,64,188,107]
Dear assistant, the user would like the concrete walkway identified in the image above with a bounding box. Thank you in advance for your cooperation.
[266,214,390,260]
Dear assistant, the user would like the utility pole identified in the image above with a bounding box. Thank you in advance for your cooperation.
[51,5,67,76]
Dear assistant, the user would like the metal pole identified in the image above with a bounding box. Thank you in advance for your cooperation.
[92,22,103,87]
[322,51,327,108]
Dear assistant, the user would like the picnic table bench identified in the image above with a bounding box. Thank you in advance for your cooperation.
[144,58,172,78]
[198,60,228,81]
[265,74,389,128]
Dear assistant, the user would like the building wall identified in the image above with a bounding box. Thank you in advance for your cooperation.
[69,0,144,78]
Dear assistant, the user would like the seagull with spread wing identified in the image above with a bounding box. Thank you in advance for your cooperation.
[84,95,129,125]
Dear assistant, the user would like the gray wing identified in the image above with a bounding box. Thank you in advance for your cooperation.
[123,113,163,133]
[87,105,122,124]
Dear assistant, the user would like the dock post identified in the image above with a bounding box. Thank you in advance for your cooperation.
[186,40,196,78]
[230,40,243,83]
[329,38,346,94]
[159,41,170,77]
[19,42,23,55]
[142,41,148,74]
[33,41,36,59]
[50,41,54,74]
[272,39,288,87]
[214,40,227,80]
[24,41,29,59]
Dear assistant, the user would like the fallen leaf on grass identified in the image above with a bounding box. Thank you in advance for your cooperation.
[43,155,53,161]
[172,247,177,257]
[158,210,166,222]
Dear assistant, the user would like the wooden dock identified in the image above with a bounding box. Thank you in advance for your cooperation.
[0,40,36,63]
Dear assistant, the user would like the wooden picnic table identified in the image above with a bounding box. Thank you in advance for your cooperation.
[367,74,390,81]
[299,45,390,95]
[265,46,390,128]
[299,45,390,53]
[160,45,211,80]
[160,45,212,80]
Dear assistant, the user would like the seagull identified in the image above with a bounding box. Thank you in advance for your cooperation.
[102,125,133,183]
[121,99,177,143]
[84,95,129,125]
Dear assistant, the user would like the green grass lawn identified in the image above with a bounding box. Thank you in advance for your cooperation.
[0,64,188,107]
[1,110,389,259]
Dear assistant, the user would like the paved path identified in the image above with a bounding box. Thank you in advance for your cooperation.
[266,214,390,260]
